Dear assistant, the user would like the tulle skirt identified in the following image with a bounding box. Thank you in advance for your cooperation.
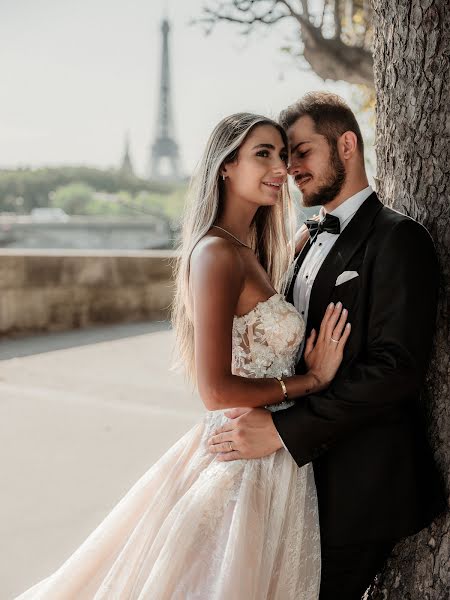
[15,410,320,599]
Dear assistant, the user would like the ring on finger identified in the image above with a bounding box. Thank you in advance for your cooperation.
[330,337,339,343]
[228,442,233,452]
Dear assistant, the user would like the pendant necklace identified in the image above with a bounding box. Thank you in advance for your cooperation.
[212,225,252,250]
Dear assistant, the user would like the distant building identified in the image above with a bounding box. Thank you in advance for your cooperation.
[120,132,134,177]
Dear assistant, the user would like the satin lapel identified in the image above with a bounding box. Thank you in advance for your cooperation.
[286,238,313,305]
[307,192,383,330]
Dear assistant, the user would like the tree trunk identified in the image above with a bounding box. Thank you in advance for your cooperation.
[368,0,449,598]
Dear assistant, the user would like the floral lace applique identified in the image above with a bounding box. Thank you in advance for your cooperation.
[231,294,305,411]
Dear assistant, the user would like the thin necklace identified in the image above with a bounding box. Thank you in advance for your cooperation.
[212,225,252,249]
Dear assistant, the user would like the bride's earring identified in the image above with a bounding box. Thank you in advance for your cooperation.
[222,174,226,181]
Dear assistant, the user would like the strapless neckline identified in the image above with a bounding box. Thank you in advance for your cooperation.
[233,293,284,322]
[231,292,304,383]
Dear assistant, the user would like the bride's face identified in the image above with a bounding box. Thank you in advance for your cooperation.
[222,124,288,208]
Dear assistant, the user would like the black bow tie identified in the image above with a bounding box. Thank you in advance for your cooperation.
[305,214,341,243]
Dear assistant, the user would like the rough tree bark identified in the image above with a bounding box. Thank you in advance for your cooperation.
[368,0,449,597]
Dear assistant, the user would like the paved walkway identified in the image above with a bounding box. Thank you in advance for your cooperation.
[0,322,204,599]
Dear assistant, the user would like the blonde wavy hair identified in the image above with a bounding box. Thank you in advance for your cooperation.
[172,113,295,381]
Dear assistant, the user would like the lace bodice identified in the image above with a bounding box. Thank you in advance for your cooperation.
[232,293,305,412]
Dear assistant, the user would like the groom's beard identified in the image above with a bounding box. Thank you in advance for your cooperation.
[301,145,346,208]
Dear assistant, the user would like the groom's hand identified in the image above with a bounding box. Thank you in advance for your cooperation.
[208,407,283,461]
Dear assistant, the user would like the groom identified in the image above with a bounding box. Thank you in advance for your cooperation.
[208,92,445,599]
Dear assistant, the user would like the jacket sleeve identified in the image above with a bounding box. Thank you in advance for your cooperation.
[272,218,439,468]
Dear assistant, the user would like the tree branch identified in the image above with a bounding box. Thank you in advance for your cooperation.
[277,0,311,28]
[300,0,310,19]
[334,0,342,39]
[200,8,288,26]
[363,0,373,48]
[196,0,374,87]
[194,0,291,32]
[320,0,328,28]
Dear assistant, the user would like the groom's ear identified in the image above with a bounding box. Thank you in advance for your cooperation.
[338,131,358,161]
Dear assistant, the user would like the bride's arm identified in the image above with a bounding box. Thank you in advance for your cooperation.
[190,237,349,411]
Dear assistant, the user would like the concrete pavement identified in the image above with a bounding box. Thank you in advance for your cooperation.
[0,322,204,599]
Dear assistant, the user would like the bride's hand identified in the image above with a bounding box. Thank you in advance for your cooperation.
[295,224,310,253]
[303,302,351,392]
[295,214,320,253]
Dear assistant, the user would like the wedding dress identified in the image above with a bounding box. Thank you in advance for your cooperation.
[16,293,320,600]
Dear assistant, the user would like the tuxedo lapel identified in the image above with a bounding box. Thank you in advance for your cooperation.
[286,238,313,305]
[306,192,383,332]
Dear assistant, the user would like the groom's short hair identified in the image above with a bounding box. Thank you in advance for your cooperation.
[279,92,364,156]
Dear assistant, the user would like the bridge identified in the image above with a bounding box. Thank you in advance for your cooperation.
[0,215,173,250]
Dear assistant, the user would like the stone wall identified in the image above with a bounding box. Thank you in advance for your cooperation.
[0,250,176,336]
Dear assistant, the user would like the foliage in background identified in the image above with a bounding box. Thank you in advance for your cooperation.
[49,183,96,215]
[0,167,178,214]
[49,183,187,222]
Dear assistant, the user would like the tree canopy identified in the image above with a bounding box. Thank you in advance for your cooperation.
[197,0,374,87]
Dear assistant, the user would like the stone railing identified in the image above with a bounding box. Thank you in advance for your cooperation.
[0,250,176,336]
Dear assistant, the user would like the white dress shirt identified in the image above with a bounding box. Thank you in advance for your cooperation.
[293,185,373,356]
[277,185,373,451]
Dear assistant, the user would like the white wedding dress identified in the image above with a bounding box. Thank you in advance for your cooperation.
[16,293,321,600]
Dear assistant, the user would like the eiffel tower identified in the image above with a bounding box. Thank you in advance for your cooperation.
[150,18,182,181]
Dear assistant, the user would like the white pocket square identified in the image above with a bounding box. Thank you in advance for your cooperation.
[335,271,359,286]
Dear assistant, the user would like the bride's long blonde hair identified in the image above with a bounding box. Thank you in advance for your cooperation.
[172,113,295,381]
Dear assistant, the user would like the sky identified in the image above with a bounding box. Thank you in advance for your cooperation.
[0,0,356,177]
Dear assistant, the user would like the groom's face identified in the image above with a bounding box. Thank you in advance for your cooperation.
[287,115,346,207]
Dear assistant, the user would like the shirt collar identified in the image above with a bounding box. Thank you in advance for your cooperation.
[320,185,373,228]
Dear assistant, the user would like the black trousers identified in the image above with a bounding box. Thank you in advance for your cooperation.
[318,540,396,600]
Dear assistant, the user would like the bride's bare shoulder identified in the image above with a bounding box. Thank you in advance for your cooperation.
[191,234,243,268]
[191,234,245,276]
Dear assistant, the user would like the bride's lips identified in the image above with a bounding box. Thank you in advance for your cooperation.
[262,179,284,192]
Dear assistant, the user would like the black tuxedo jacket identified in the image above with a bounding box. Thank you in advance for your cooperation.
[273,192,445,545]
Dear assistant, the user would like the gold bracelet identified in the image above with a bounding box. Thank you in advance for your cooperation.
[275,376,288,401]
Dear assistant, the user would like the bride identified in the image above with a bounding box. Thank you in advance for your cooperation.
[16,113,350,599]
